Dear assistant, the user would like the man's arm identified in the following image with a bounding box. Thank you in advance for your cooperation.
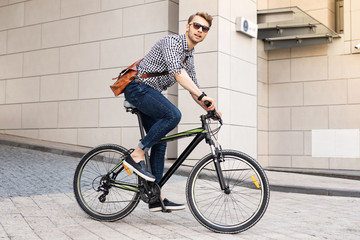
[174,68,215,111]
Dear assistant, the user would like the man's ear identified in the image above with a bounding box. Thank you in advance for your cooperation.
[186,23,190,32]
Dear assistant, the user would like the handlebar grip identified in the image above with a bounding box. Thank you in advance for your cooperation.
[204,100,211,108]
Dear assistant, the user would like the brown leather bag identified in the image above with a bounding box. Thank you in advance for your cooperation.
[110,59,170,96]
[110,59,143,96]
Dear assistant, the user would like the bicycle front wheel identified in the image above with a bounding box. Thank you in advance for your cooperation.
[186,150,270,233]
[73,144,140,221]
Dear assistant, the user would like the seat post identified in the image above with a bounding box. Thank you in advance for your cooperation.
[134,111,151,172]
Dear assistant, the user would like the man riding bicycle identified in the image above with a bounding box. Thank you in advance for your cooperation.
[123,12,220,212]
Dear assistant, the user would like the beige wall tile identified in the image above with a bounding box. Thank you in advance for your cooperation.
[269,59,290,83]
[101,0,144,11]
[99,98,139,127]
[230,126,257,158]
[258,57,268,84]
[0,53,23,79]
[218,0,230,19]
[230,29,257,64]
[0,0,8,7]
[291,0,331,10]
[79,69,116,99]
[60,42,100,72]
[80,9,122,43]
[5,129,39,139]
[39,128,78,145]
[120,127,141,150]
[58,100,99,128]
[218,53,231,89]
[144,32,170,54]
[258,81,268,107]
[24,0,60,25]
[257,155,269,168]
[194,52,218,88]
[352,0,360,11]
[348,78,360,103]
[218,17,231,55]
[329,105,360,129]
[291,44,328,58]
[40,73,78,101]
[269,131,303,155]
[329,54,360,79]
[123,1,170,36]
[231,0,257,23]
[42,18,80,48]
[304,131,312,155]
[351,10,360,39]
[60,0,100,19]
[6,77,40,103]
[268,49,290,60]
[0,80,5,104]
[24,49,59,76]
[330,158,360,170]
[269,83,303,107]
[230,57,257,95]
[291,56,328,81]
[269,156,292,168]
[230,92,257,127]
[178,0,217,21]
[100,36,144,68]
[258,130,268,155]
[22,102,58,128]
[291,106,328,130]
[258,106,268,131]
[0,31,6,54]
[304,80,347,105]
[0,3,24,31]
[7,25,41,53]
[78,128,121,147]
[308,9,335,30]
[292,156,329,169]
[269,107,291,131]
[0,104,21,129]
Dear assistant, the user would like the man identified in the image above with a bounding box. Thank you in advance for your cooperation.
[123,12,217,212]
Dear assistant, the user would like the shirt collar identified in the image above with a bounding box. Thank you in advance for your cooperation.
[181,34,194,55]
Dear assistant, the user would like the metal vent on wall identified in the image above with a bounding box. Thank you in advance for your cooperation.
[257,7,340,50]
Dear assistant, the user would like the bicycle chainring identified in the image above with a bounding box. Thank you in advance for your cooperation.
[139,182,161,204]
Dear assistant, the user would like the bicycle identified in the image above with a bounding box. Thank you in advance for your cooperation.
[73,100,270,234]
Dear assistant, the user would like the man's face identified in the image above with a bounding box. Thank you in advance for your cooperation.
[186,16,210,44]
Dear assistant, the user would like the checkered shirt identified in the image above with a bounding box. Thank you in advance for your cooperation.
[137,34,199,92]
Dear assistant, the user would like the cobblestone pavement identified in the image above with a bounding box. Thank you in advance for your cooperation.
[1,144,360,239]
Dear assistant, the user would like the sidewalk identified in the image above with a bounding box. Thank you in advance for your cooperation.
[1,133,360,240]
[0,133,359,198]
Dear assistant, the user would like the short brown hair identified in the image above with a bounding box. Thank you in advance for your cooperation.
[188,12,213,27]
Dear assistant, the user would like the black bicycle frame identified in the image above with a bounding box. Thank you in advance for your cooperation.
[118,107,226,191]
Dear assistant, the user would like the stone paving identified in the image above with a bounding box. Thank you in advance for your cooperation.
[1,144,360,239]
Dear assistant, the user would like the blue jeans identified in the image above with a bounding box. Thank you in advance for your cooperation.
[124,81,181,183]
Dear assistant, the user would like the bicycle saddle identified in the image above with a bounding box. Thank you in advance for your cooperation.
[124,100,137,110]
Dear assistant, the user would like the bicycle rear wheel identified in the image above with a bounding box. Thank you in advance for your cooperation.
[186,150,270,233]
[73,144,140,221]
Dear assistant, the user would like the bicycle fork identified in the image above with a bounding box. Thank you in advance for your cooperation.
[208,141,228,192]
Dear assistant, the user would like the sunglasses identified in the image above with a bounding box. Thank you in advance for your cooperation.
[190,22,210,33]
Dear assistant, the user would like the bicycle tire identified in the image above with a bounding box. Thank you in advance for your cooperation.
[73,144,140,221]
[186,150,270,233]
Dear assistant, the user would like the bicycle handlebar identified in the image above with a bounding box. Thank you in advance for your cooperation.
[204,100,223,125]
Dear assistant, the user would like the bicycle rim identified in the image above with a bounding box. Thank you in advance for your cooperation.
[74,145,140,221]
[187,150,270,233]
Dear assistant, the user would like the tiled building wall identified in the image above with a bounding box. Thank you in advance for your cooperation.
[0,0,179,158]
[258,0,360,170]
